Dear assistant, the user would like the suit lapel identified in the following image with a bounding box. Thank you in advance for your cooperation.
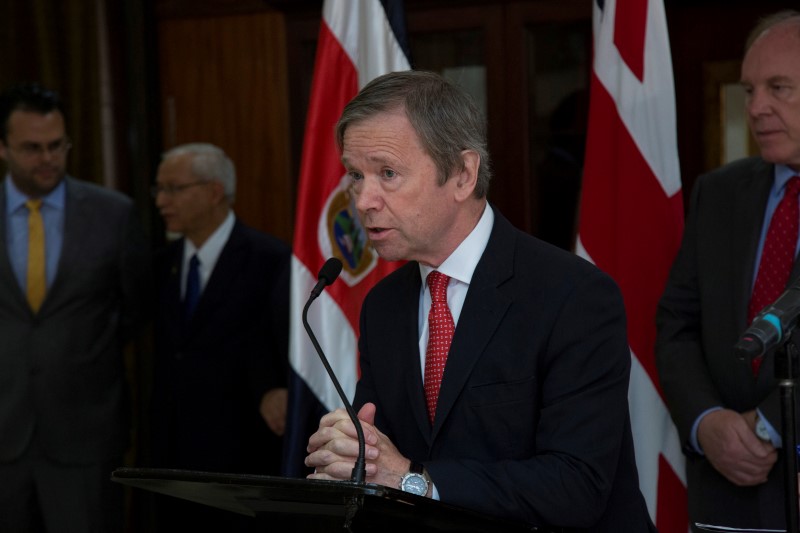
[0,184,30,313]
[162,240,185,334]
[392,266,431,445]
[432,210,514,438]
[727,162,772,392]
[45,178,90,312]
[184,220,246,330]
[732,161,773,331]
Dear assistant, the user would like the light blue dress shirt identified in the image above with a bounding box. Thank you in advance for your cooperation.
[5,176,66,294]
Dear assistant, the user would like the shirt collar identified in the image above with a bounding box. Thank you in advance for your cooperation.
[419,202,493,287]
[183,210,236,267]
[774,164,799,192]
[5,174,66,213]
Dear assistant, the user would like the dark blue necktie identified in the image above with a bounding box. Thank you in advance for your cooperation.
[183,254,201,320]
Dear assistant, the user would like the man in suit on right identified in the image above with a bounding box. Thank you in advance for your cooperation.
[656,10,800,531]
[303,70,655,531]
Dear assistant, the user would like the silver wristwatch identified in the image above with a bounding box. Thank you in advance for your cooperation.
[755,415,771,442]
[400,461,429,496]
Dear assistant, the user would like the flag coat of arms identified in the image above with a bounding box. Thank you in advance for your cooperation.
[283,0,411,476]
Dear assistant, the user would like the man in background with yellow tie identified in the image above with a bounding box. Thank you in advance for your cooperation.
[0,82,151,532]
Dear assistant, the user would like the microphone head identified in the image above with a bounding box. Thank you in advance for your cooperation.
[734,334,765,361]
[318,257,343,286]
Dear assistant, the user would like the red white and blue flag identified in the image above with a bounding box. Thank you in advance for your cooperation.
[283,0,411,476]
[576,0,687,530]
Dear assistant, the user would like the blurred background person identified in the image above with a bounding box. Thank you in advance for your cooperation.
[657,10,800,531]
[149,143,290,532]
[0,82,151,533]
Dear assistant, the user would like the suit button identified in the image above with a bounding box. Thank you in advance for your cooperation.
[31,366,41,376]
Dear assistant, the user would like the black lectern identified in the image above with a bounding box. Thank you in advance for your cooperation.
[112,467,539,532]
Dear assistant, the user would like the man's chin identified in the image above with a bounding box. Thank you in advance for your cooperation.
[22,179,64,197]
[165,223,185,235]
[34,173,65,191]
[370,243,402,263]
[760,149,799,168]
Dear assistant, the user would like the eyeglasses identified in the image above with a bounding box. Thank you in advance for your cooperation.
[8,137,71,159]
[150,181,211,197]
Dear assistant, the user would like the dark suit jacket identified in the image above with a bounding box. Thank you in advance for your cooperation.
[151,218,290,475]
[656,157,795,530]
[0,177,150,465]
[353,209,654,532]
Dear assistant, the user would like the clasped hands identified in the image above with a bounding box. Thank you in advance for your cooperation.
[305,402,417,491]
[697,408,778,486]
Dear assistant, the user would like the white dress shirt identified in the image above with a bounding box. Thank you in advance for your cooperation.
[181,211,235,298]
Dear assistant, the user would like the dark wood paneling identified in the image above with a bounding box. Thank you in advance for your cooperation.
[157,0,276,19]
[504,0,591,235]
[285,11,321,211]
[406,5,518,225]
[158,12,293,243]
[155,0,798,243]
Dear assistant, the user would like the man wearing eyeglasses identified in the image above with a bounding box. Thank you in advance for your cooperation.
[0,82,151,532]
[149,143,291,531]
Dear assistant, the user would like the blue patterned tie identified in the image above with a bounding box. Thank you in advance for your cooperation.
[184,254,201,320]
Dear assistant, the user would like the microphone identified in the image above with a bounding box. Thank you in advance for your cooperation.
[302,257,367,483]
[310,257,342,299]
[735,278,800,360]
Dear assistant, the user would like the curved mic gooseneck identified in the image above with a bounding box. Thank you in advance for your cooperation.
[302,257,367,484]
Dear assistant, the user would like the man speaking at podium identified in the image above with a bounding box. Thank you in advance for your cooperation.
[304,71,655,532]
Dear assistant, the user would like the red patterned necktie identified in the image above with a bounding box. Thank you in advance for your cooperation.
[748,175,800,375]
[424,271,454,424]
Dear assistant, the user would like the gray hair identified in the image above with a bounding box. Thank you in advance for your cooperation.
[162,142,236,202]
[335,70,492,198]
[745,10,800,51]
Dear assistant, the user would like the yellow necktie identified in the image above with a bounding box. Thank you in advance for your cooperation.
[26,199,46,312]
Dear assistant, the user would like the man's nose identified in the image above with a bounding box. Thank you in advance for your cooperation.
[746,87,771,118]
[154,190,169,208]
[353,176,383,213]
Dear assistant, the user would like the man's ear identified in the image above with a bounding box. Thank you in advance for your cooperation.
[210,180,227,204]
[453,150,480,201]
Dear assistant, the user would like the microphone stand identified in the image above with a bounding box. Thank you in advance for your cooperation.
[302,295,367,484]
[775,338,800,533]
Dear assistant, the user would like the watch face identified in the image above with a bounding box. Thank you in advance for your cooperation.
[756,418,771,441]
[401,473,428,496]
